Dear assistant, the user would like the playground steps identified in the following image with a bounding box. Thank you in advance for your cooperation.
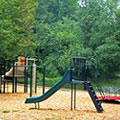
[84,81,103,113]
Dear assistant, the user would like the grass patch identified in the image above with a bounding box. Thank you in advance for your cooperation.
[36,76,85,90]
[16,72,120,91]
[90,78,120,87]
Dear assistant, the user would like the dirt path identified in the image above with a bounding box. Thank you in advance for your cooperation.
[0,85,120,120]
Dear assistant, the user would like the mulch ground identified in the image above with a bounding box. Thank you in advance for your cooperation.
[0,84,120,120]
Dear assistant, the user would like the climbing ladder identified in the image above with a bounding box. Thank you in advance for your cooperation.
[84,81,103,113]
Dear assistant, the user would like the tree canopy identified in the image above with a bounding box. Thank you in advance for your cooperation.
[0,0,36,61]
[0,0,120,78]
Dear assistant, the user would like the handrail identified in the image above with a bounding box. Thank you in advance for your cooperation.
[93,79,105,99]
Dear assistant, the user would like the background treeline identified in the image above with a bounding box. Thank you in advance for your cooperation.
[0,0,36,60]
[0,0,120,79]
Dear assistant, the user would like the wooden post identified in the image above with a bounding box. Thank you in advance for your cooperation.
[32,62,36,94]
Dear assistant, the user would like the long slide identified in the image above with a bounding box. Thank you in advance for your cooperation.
[25,69,71,104]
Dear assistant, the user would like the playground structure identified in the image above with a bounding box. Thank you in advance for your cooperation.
[0,56,46,95]
[25,57,104,113]
[1,56,120,112]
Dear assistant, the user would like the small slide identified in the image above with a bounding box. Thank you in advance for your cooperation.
[25,69,71,103]
[3,57,27,78]
[3,62,25,78]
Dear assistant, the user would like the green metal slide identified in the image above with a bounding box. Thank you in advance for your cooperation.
[25,69,71,104]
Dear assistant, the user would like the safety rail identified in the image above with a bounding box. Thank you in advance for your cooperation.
[93,79,105,99]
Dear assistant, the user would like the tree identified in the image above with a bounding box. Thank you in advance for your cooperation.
[35,0,120,78]
[36,0,78,23]
[37,17,81,75]
[95,37,120,76]
[0,0,36,62]
[76,0,120,77]
[36,0,79,76]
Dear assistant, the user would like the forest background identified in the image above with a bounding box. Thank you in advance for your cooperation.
[0,0,120,81]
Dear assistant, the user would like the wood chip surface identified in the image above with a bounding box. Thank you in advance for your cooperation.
[0,84,120,120]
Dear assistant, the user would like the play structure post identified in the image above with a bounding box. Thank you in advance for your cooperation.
[71,82,73,110]
[70,67,77,110]
[74,82,76,109]
[42,65,46,94]
[15,56,18,93]
[70,66,73,110]
[35,66,38,93]
[82,62,87,81]
[82,60,87,90]
[24,56,28,93]
[12,60,15,93]
[3,61,6,93]
[30,65,33,97]
[15,76,17,93]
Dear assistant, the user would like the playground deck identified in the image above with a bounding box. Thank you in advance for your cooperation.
[0,84,120,120]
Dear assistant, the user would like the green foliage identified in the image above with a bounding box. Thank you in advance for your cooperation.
[1,0,120,79]
[0,0,36,61]
[36,0,79,76]
[96,37,120,74]
[77,0,117,49]
[76,0,120,76]
[36,0,120,78]
[37,17,81,75]
[36,0,78,23]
